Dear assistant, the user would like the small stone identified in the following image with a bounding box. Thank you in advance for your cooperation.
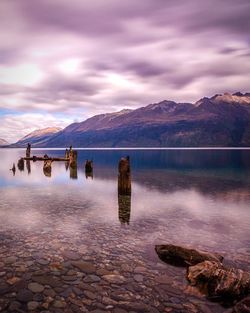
[62,250,81,260]
[37,259,50,265]
[4,256,17,264]
[17,289,33,303]
[53,300,66,308]
[103,274,126,284]
[28,282,44,293]
[27,301,39,311]
[84,290,96,300]
[83,275,101,283]
[32,275,60,287]
[43,288,56,297]
[33,293,44,301]
[9,301,21,311]
[134,274,144,282]
[71,261,95,273]
[96,268,111,276]
[7,277,20,285]
[134,266,147,273]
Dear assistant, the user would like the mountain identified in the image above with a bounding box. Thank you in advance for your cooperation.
[0,138,9,146]
[12,127,62,147]
[15,92,250,147]
[40,92,250,147]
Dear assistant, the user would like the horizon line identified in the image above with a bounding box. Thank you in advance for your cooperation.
[1,147,250,150]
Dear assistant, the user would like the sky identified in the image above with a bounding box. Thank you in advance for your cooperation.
[0,0,250,143]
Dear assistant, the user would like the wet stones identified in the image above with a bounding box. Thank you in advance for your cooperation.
[9,300,21,311]
[155,244,223,267]
[32,275,61,288]
[27,301,39,311]
[62,250,81,261]
[28,282,44,293]
[16,289,33,302]
[187,260,250,300]
[71,261,95,273]
[83,274,101,283]
[103,274,126,284]
[4,256,17,264]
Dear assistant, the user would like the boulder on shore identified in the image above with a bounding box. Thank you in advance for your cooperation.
[155,244,223,267]
[187,260,250,301]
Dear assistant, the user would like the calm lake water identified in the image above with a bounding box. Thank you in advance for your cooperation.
[0,148,250,313]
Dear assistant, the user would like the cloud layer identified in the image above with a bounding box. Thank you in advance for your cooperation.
[0,0,250,142]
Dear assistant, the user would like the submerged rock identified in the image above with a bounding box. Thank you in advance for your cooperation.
[187,260,250,300]
[155,244,223,267]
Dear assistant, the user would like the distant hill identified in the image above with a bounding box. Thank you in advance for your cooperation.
[0,138,9,146]
[12,127,62,147]
[39,92,250,147]
[11,92,250,147]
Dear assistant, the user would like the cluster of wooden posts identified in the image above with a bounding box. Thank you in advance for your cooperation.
[16,144,132,224]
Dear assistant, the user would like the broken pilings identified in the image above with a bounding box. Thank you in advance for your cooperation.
[26,143,31,157]
[118,156,131,195]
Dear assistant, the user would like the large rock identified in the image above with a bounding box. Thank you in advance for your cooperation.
[155,244,223,266]
[187,260,250,300]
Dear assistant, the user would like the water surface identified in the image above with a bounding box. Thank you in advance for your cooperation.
[0,148,250,312]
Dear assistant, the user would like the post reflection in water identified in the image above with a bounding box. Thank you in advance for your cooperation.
[85,160,93,179]
[43,159,52,178]
[118,156,132,225]
[26,160,31,174]
[17,158,24,171]
[65,161,69,171]
[70,166,78,179]
[118,194,131,225]
[85,171,93,179]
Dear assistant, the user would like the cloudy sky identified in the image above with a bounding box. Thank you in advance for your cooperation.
[0,0,250,142]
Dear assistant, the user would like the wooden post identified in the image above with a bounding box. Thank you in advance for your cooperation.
[26,143,31,157]
[69,150,77,168]
[118,156,131,195]
[65,149,69,159]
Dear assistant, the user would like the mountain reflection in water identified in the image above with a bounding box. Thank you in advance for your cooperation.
[0,149,249,270]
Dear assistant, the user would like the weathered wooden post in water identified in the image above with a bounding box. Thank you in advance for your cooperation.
[69,150,77,168]
[118,156,131,225]
[65,148,69,159]
[69,148,78,179]
[118,156,131,195]
[26,143,31,157]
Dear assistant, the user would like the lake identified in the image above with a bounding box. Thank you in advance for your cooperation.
[0,148,250,313]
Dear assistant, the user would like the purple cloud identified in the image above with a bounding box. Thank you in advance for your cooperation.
[0,0,249,141]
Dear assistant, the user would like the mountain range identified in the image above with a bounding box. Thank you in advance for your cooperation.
[10,92,250,147]
[0,138,9,146]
